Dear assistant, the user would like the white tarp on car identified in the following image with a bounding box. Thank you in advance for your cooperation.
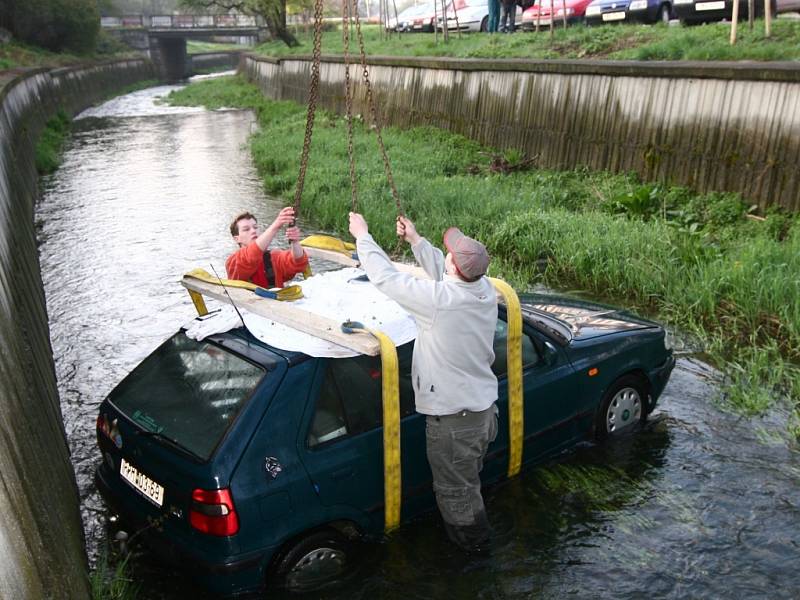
[184,267,417,357]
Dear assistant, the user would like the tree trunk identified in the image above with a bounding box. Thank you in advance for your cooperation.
[266,3,300,47]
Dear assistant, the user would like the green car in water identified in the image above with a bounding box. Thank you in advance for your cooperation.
[95,292,674,597]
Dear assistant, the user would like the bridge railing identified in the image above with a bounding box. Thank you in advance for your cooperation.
[100,14,263,29]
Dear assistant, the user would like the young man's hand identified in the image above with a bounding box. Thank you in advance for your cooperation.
[269,207,296,233]
[286,226,301,243]
[349,212,369,239]
[286,226,304,260]
[396,216,421,245]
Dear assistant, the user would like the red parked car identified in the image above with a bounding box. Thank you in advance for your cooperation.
[521,0,596,27]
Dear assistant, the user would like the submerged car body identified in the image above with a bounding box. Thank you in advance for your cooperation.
[584,0,673,24]
[95,293,674,597]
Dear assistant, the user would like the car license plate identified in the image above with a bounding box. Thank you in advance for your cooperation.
[602,11,627,20]
[534,17,552,25]
[120,458,164,507]
[696,1,725,9]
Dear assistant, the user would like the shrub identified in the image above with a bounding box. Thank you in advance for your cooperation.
[9,0,99,54]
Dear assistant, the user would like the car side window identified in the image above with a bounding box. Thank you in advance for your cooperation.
[307,367,348,447]
[492,318,540,377]
[307,342,415,447]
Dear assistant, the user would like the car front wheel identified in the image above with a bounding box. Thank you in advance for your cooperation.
[271,529,351,593]
[595,374,648,441]
[480,15,488,31]
[658,3,671,23]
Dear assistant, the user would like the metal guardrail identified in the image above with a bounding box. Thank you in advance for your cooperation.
[100,14,262,29]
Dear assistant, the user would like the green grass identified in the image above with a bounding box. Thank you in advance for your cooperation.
[0,39,139,70]
[252,19,800,61]
[167,75,800,435]
[35,110,71,175]
[186,40,249,55]
[89,548,138,600]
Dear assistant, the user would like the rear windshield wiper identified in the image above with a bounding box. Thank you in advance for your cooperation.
[135,429,203,461]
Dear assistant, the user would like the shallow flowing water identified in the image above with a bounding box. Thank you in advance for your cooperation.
[36,80,800,599]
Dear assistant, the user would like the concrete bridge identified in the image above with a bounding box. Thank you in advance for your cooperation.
[101,15,266,81]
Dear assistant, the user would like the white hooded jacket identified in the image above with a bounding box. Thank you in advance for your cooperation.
[356,234,498,416]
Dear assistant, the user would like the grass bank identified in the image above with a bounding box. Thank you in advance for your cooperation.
[186,40,248,55]
[0,36,138,71]
[35,110,71,175]
[167,75,800,437]
[254,20,800,61]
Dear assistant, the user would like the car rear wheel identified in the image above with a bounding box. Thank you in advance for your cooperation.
[480,15,488,31]
[595,374,648,441]
[658,3,671,23]
[271,529,350,593]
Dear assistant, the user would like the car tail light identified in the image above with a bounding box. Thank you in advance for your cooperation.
[97,414,108,436]
[189,488,239,536]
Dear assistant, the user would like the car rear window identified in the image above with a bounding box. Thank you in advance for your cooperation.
[108,332,265,460]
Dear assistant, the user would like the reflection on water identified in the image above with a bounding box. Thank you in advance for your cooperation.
[36,83,800,599]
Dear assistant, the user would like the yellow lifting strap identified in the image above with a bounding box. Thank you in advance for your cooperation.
[341,321,402,532]
[489,278,524,478]
[300,234,357,257]
[183,268,304,302]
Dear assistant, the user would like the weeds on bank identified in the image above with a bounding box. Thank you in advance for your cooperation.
[167,76,800,435]
[35,110,71,175]
[255,20,800,62]
[89,547,138,600]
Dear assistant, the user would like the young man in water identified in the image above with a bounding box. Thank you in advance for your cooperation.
[226,207,309,288]
[348,211,499,551]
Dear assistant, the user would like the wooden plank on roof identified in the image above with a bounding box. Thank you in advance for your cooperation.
[181,277,381,356]
[303,246,360,268]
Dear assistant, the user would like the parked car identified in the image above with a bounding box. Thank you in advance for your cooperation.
[521,0,597,27]
[405,0,440,31]
[673,0,778,24]
[585,0,674,23]
[438,0,526,31]
[95,292,674,597]
[389,2,437,31]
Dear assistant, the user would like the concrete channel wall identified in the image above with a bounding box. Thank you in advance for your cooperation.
[190,51,241,74]
[0,59,154,599]
[243,54,800,212]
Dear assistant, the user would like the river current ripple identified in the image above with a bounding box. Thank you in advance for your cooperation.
[36,80,800,599]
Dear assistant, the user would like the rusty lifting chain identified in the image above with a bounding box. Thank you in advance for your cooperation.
[292,0,324,223]
[294,0,404,222]
[342,0,359,213]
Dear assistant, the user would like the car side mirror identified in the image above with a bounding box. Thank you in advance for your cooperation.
[542,341,558,366]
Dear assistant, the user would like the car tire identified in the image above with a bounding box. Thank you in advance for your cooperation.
[271,529,351,593]
[658,3,671,23]
[480,16,488,31]
[595,374,649,441]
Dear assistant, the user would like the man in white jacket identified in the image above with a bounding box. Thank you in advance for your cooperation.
[348,212,499,550]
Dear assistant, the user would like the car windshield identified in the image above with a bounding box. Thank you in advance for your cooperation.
[520,305,573,343]
[107,332,266,460]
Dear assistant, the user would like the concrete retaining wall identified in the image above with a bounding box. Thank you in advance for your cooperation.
[190,51,241,74]
[243,54,800,212]
[0,58,154,600]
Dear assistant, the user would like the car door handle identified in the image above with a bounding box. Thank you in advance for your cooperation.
[331,467,354,481]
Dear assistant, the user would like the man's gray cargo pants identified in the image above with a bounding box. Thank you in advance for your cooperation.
[425,403,499,550]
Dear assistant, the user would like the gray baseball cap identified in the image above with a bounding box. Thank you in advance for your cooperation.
[443,227,490,282]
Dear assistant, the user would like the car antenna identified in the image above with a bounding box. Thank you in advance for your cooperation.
[209,264,248,331]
